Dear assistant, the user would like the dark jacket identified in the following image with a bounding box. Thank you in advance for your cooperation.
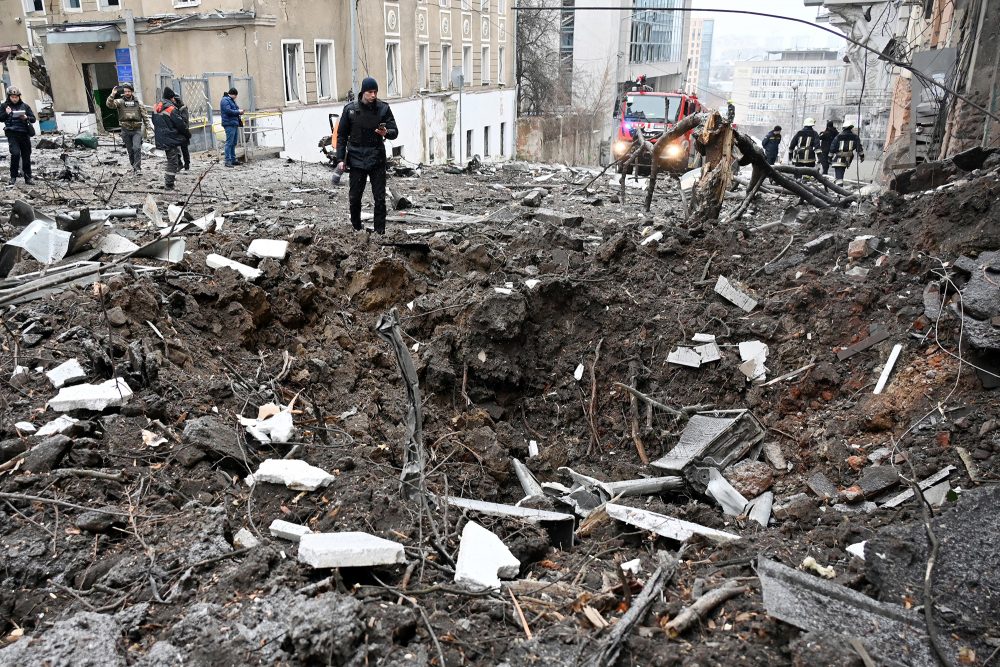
[819,125,838,153]
[152,98,187,149]
[174,97,192,143]
[220,94,242,128]
[761,130,781,162]
[335,98,398,170]
[0,97,36,134]
[788,127,820,161]
[833,129,863,157]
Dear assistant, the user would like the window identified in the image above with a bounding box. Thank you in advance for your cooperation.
[483,126,490,157]
[500,122,506,156]
[466,129,473,158]
[446,133,454,160]
[428,136,435,163]
[385,41,401,96]
[481,46,490,84]
[418,43,429,90]
[498,46,506,84]
[173,0,201,6]
[315,41,336,100]
[461,0,471,8]
[99,0,121,8]
[441,43,452,89]
[498,0,507,13]
[282,41,305,104]
[462,45,472,84]
[64,0,82,10]
[24,0,44,12]
[439,0,449,6]
[480,0,490,10]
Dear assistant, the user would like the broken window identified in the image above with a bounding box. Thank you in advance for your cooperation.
[418,43,429,90]
[282,41,305,104]
[315,41,335,100]
[385,41,401,97]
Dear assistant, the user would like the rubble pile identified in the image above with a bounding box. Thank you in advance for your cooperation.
[1,142,998,666]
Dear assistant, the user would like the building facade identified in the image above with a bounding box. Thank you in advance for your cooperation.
[684,17,712,95]
[12,0,515,164]
[732,49,845,136]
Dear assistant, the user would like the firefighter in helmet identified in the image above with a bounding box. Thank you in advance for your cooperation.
[788,118,820,173]
[831,123,864,184]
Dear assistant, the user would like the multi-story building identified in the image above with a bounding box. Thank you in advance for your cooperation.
[732,49,845,136]
[684,17,713,95]
[14,0,515,164]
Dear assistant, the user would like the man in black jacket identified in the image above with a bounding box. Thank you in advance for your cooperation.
[818,120,838,175]
[0,87,37,185]
[831,123,864,184]
[761,126,781,165]
[151,87,188,190]
[788,118,820,171]
[336,77,399,234]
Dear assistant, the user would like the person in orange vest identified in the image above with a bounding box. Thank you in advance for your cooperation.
[151,87,188,190]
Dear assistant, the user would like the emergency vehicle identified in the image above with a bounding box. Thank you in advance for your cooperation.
[611,76,704,173]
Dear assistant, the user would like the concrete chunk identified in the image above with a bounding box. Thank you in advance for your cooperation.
[247,239,289,260]
[48,378,133,412]
[532,208,584,227]
[233,528,260,549]
[714,275,758,312]
[454,521,521,590]
[36,415,79,436]
[251,459,334,491]
[802,233,835,254]
[45,358,86,388]
[269,519,313,542]
[650,410,764,477]
[298,532,406,569]
[847,235,879,259]
[606,502,739,544]
[206,253,263,280]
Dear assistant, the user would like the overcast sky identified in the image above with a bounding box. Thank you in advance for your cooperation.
[690,0,843,53]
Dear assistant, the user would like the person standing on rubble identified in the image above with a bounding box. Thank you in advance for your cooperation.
[831,123,864,185]
[787,118,820,174]
[761,126,782,165]
[220,88,244,167]
[336,77,398,234]
[151,87,187,191]
[172,93,192,170]
[106,82,152,174]
[1,87,36,185]
[818,120,838,175]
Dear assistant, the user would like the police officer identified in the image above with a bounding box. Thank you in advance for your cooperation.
[761,126,782,165]
[818,120,838,175]
[335,77,398,234]
[831,123,864,184]
[788,118,820,171]
[107,82,151,174]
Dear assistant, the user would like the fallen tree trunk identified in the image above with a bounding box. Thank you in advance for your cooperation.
[773,165,853,197]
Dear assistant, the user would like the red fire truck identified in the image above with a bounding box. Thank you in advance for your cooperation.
[611,82,704,173]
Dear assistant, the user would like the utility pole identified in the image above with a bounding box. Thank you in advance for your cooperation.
[350,0,358,96]
[124,10,142,100]
[791,83,799,130]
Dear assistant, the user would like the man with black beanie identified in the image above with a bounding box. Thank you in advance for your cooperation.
[151,87,187,190]
[336,76,398,234]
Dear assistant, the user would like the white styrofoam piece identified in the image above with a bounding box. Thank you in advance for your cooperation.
[252,459,334,491]
[454,521,521,590]
[48,378,133,412]
[269,519,313,542]
[45,358,86,388]
[248,239,289,260]
[846,541,867,560]
[240,409,294,444]
[206,253,263,280]
[297,532,406,568]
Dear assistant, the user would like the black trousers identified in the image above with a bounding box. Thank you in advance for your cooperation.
[348,166,387,233]
[7,131,31,179]
[181,141,190,169]
[164,146,181,188]
[819,153,831,175]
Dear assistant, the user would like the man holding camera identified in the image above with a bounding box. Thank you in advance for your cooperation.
[107,82,151,174]
[335,77,398,234]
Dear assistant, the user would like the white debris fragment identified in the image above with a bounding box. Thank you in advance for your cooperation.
[269,519,313,542]
[478,350,487,362]
[297,532,406,568]
[738,341,770,382]
[641,231,663,246]
[846,541,867,560]
[141,429,167,447]
[692,333,716,343]
[714,275,758,312]
[248,239,289,260]
[48,378,133,412]
[143,194,164,227]
[97,233,140,255]
[12,365,28,378]
[706,468,749,516]
[524,279,540,289]
[233,528,260,549]
[695,342,722,363]
[873,343,903,395]
[606,503,739,544]
[667,346,702,368]
[251,459,334,491]
[800,556,835,579]
[7,220,72,265]
[14,421,36,434]
[45,359,86,388]
[528,440,539,458]
[620,558,642,575]
[206,253,263,280]
[454,521,521,590]
[167,204,185,226]
[574,363,585,381]
[239,408,295,444]
[36,415,79,436]
[494,287,513,295]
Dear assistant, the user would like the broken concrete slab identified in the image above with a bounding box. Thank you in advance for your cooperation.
[248,239,289,260]
[14,421,36,434]
[48,378,133,412]
[606,503,739,544]
[714,275,758,313]
[269,519,313,542]
[855,465,899,498]
[520,189,545,207]
[758,556,937,667]
[297,532,406,569]
[531,208,583,227]
[250,459,334,492]
[650,410,764,480]
[45,358,86,388]
[454,520,521,590]
[181,416,251,470]
[836,327,890,361]
[442,496,575,549]
[36,414,80,436]
[806,472,838,500]
[206,253,263,281]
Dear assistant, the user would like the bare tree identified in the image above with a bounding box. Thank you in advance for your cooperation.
[516,0,560,114]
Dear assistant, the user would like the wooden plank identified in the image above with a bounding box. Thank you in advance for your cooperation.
[836,328,891,361]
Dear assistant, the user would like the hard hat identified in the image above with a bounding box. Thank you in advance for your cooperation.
[804,118,815,127]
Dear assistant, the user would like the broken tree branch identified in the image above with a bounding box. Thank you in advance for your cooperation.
[627,360,649,465]
[663,582,746,637]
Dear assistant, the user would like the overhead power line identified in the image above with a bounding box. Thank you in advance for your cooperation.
[513,4,1000,124]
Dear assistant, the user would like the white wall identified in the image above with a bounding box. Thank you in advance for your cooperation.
[275,88,516,165]
[54,112,97,135]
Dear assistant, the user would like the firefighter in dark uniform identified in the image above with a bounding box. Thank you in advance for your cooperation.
[788,118,820,174]
[761,126,782,165]
[831,123,864,184]
[336,77,398,234]
[818,120,838,175]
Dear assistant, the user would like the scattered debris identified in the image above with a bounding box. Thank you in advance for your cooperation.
[714,275,758,312]
[47,378,133,412]
[249,459,334,492]
[269,519,314,542]
[297,532,406,569]
[45,358,86,388]
[454,521,521,590]
[206,253,263,281]
[605,503,740,544]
